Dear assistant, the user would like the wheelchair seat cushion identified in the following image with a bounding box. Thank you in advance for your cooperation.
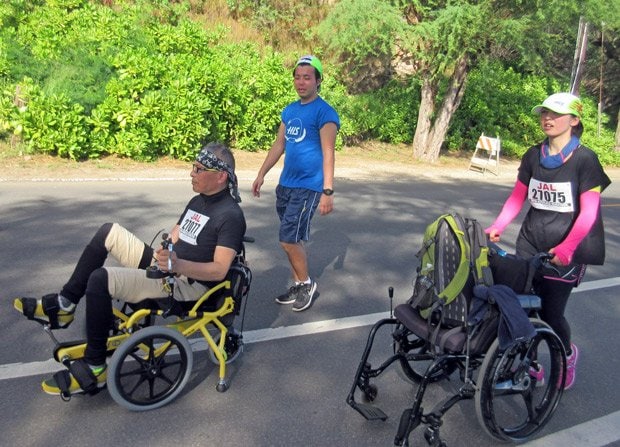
[394,304,466,353]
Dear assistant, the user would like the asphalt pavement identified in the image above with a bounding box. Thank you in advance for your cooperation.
[1,170,619,447]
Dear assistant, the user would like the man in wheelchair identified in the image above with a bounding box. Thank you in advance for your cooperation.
[14,142,247,397]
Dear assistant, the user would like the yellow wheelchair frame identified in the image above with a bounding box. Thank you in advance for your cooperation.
[46,261,251,411]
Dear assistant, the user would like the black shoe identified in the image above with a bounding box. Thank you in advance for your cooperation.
[292,280,317,312]
[275,284,301,304]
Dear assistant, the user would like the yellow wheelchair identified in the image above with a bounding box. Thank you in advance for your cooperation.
[27,236,252,411]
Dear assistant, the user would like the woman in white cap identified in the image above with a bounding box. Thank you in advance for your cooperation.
[486,92,611,390]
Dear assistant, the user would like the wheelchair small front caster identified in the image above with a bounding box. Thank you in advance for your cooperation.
[424,427,446,447]
[216,379,230,393]
[361,383,378,403]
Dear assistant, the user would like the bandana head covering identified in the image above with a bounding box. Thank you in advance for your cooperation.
[195,148,241,202]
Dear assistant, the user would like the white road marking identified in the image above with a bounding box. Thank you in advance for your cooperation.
[521,410,620,447]
[0,312,391,380]
[572,276,620,291]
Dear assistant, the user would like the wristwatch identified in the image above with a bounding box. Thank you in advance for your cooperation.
[322,188,334,196]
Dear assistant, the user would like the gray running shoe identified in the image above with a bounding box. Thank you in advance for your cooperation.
[275,284,301,304]
[292,280,317,312]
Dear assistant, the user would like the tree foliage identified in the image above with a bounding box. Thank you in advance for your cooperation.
[318,0,619,162]
[317,0,402,64]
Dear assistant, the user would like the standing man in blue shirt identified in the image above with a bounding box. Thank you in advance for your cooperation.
[252,55,340,312]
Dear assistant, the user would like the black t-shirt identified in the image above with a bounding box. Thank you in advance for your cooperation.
[175,189,246,284]
[516,144,611,265]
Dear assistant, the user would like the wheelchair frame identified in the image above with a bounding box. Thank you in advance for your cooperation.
[42,244,252,411]
[347,292,566,447]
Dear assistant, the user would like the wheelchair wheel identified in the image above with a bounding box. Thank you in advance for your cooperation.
[474,319,565,442]
[107,326,193,411]
[393,323,456,384]
[207,328,243,365]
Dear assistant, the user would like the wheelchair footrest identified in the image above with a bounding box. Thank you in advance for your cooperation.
[351,402,388,421]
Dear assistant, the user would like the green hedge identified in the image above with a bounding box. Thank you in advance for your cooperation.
[0,1,297,160]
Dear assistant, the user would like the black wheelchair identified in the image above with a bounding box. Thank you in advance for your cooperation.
[347,251,566,446]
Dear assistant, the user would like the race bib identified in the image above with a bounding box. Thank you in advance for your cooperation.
[178,209,209,245]
[528,179,574,212]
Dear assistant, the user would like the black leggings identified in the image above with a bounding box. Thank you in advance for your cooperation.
[536,278,575,353]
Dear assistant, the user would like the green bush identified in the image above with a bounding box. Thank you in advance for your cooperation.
[0,84,17,138]
[11,79,89,159]
[219,48,293,151]
[0,1,307,160]
[335,79,418,145]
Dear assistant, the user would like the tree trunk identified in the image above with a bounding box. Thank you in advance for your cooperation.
[412,78,435,159]
[412,57,469,162]
[616,108,620,151]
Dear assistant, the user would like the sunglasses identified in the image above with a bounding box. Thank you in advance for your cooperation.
[192,164,220,174]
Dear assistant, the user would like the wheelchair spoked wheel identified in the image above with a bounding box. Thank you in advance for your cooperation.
[107,326,193,411]
[207,328,243,365]
[393,323,456,384]
[474,319,565,442]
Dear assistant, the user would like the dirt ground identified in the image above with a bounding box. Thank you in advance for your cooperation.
[0,142,528,183]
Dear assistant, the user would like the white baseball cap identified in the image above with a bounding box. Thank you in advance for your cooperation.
[532,92,583,119]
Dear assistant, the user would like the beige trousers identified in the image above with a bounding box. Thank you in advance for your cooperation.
[104,223,208,303]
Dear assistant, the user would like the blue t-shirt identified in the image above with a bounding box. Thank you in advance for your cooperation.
[279,96,340,191]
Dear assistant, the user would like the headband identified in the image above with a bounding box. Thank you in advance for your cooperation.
[195,150,241,203]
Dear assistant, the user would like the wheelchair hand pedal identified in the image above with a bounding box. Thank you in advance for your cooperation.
[351,402,388,421]
[146,265,167,279]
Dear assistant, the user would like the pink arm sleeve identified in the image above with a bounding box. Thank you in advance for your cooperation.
[552,190,600,265]
[486,180,528,234]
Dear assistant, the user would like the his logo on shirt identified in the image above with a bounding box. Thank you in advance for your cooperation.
[528,179,574,212]
[285,118,306,143]
[179,209,209,245]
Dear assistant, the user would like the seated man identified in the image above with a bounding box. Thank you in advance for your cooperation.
[14,142,246,395]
